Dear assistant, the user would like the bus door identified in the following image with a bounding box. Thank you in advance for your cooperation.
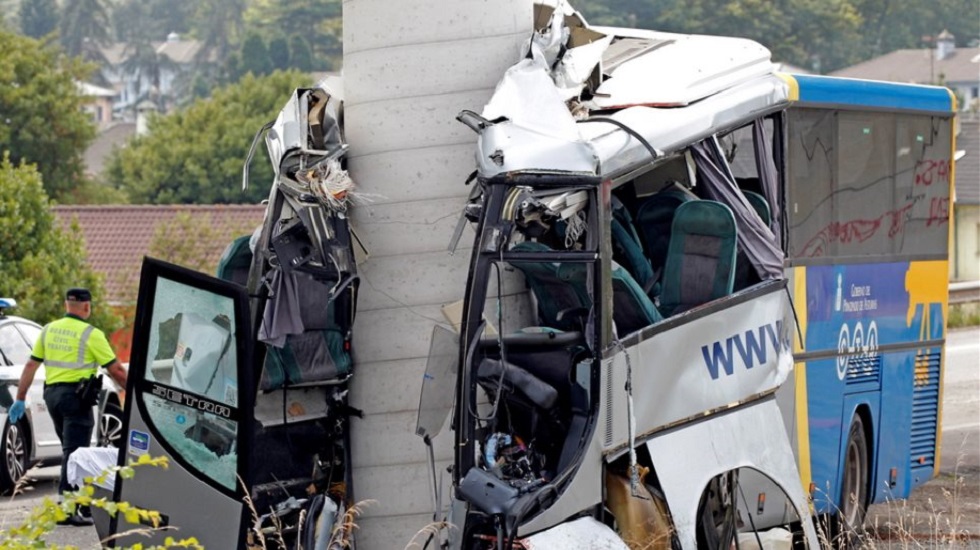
[109,258,254,549]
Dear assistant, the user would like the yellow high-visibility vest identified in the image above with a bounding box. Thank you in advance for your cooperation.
[32,315,115,384]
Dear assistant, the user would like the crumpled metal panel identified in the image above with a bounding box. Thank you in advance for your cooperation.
[583,74,791,179]
[589,28,774,109]
[477,58,598,177]
[471,3,790,182]
[645,399,820,550]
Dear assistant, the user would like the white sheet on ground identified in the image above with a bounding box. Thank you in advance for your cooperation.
[67,446,120,491]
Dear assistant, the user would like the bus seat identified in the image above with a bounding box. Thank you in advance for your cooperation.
[742,190,771,227]
[509,241,591,331]
[216,235,253,286]
[611,217,654,292]
[558,261,663,336]
[511,241,661,335]
[733,191,771,290]
[609,262,664,334]
[635,185,698,276]
[260,272,351,390]
[660,201,738,316]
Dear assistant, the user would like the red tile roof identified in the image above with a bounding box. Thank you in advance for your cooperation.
[53,205,266,304]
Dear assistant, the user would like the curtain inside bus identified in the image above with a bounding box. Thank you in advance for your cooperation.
[691,139,784,280]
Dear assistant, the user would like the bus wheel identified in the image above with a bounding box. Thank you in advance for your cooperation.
[835,416,869,547]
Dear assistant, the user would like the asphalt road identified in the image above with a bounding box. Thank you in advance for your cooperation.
[1,328,977,549]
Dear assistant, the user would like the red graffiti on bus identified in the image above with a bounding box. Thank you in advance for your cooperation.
[914,159,950,187]
[800,203,915,257]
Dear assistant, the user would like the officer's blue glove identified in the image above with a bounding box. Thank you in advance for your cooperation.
[8,400,25,424]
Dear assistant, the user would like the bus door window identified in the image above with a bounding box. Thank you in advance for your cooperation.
[143,277,240,491]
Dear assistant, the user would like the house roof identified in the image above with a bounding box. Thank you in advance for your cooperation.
[76,81,117,98]
[53,205,266,303]
[101,39,205,66]
[956,120,980,205]
[83,122,136,178]
[830,47,980,85]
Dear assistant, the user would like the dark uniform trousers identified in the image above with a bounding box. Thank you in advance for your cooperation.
[43,383,94,494]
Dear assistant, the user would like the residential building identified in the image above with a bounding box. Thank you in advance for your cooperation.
[831,30,980,113]
[100,32,207,117]
[76,81,117,130]
[953,121,980,281]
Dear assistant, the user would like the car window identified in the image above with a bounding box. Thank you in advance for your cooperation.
[0,324,32,365]
[14,323,41,350]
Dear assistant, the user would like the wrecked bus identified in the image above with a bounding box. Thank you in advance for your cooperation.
[104,85,362,549]
[415,3,955,549]
[99,3,954,549]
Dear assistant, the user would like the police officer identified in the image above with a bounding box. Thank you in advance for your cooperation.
[9,288,128,526]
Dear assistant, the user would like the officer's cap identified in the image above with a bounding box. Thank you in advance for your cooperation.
[65,288,92,302]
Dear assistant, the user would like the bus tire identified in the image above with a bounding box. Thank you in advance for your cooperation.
[834,415,869,547]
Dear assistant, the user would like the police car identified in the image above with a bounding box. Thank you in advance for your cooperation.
[0,298,124,493]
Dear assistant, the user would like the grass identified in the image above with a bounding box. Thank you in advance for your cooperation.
[948,303,980,328]
[858,454,975,549]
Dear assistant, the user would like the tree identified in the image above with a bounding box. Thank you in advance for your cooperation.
[106,70,312,204]
[115,0,178,110]
[191,0,246,64]
[852,0,979,58]
[240,31,272,76]
[288,34,314,72]
[268,35,290,71]
[59,0,111,63]
[0,30,96,200]
[0,154,121,332]
[244,0,341,64]
[19,0,58,39]
[615,0,862,72]
[111,0,193,42]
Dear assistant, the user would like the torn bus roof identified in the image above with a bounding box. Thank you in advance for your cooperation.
[589,28,774,110]
[472,1,789,180]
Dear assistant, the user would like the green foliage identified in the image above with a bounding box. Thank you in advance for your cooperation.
[115,1,180,110]
[948,303,980,328]
[245,0,343,66]
[191,0,247,63]
[106,70,311,204]
[240,32,273,76]
[288,34,314,72]
[59,0,111,63]
[18,0,58,39]
[0,455,203,550]
[268,35,290,71]
[110,0,193,43]
[575,0,979,73]
[0,155,121,332]
[0,30,96,200]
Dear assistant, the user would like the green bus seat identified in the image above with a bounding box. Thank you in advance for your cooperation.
[660,200,738,316]
[635,186,697,277]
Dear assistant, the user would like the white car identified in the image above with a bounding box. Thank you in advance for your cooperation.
[0,299,125,493]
